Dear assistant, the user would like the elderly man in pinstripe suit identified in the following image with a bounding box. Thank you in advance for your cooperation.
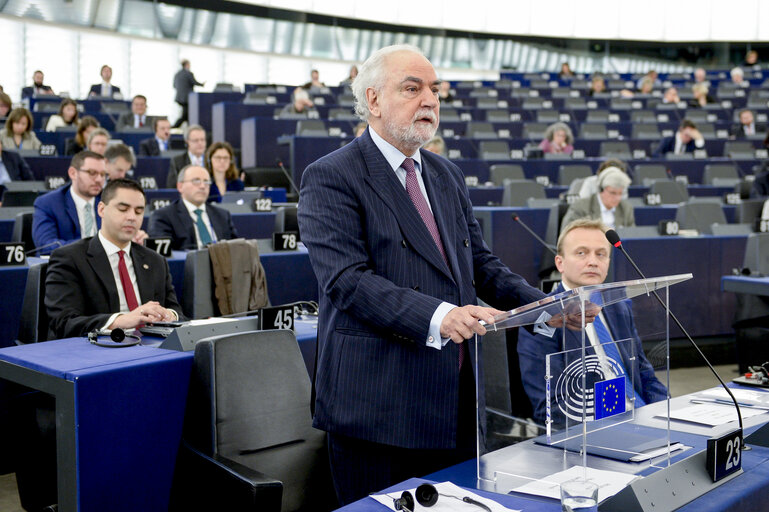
[298,45,579,505]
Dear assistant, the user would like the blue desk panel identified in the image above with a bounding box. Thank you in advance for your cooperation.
[188,91,244,131]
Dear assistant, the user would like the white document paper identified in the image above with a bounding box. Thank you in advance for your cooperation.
[512,465,637,502]
[370,481,520,512]
[661,403,767,427]
[696,387,769,406]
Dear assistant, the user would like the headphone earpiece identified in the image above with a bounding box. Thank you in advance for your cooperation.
[393,490,414,511]
[87,328,141,347]
[415,483,439,507]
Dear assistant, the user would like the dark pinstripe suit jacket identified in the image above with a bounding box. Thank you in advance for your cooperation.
[298,129,546,449]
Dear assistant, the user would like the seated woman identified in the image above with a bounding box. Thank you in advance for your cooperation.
[206,141,244,202]
[0,92,12,119]
[539,122,574,154]
[45,98,79,132]
[65,116,100,155]
[588,75,606,96]
[559,62,575,79]
[689,83,716,108]
[86,127,110,156]
[0,108,41,151]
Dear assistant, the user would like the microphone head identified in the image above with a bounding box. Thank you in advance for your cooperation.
[510,212,519,221]
[605,229,622,248]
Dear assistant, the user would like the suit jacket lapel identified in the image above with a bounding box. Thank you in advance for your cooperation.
[131,244,155,303]
[175,200,196,244]
[86,237,121,311]
[359,134,451,279]
[421,156,458,281]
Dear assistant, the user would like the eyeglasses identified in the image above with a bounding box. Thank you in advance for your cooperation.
[78,169,107,179]
[211,155,231,162]
[183,178,212,186]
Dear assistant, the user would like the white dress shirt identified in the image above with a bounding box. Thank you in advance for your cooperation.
[98,232,143,329]
[69,187,97,238]
[598,194,616,228]
[182,198,218,248]
[188,152,204,167]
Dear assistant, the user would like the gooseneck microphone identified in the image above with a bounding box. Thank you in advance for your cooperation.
[605,229,743,438]
[511,212,557,256]
[275,158,300,197]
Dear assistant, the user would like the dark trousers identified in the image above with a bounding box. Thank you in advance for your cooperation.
[327,361,477,505]
[173,101,189,128]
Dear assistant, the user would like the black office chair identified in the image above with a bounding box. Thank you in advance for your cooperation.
[274,205,299,233]
[12,211,35,253]
[16,261,49,344]
[172,329,337,512]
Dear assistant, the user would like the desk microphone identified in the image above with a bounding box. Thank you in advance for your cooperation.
[511,212,556,256]
[605,229,744,440]
[275,158,300,197]
[25,240,63,255]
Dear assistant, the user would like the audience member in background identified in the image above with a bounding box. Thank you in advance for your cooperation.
[517,218,667,426]
[730,67,749,87]
[32,151,105,253]
[65,115,100,155]
[751,162,769,198]
[206,141,244,202]
[559,62,575,78]
[438,81,455,103]
[731,109,764,139]
[662,86,680,104]
[743,50,759,68]
[88,64,122,99]
[280,88,316,117]
[578,159,629,199]
[0,92,12,118]
[690,82,716,108]
[303,69,326,92]
[653,119,705,157]
[562,167,634,229]
[620,77,652,98]
[354,121,368,137]
[86,127,110,156]
[0,136,35,202]
[423,135,446,156]
[539,122,574,155]
[173,59,204,128]
[340,65,358,87]
[104,143,135,181]
[166,124,206,187]
[149,164,239,250]
[1,108,41,151]
[21,70,54,99]
[45,98,79,132]
[115,95,151,131]
[139,117,171,156]
[692,67,710,86]
[636,70,660,90]
[588,75,606,96]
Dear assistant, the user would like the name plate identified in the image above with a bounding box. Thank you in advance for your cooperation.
[46,175,66,190]
[658,220,679,236]
[645,193,662,206]
[535,176,550,186]
[464,176,479,187]
[39,144,57,156]
[0,243,26,266]
[138,176,158,190]
[259,304,294,331]
[253,197,272,212]
[675,175,689,186]
[151,198,171,210]
[272,231,299,251]
[145,238,172,257]
[724,193,742,205]
[707,428,742,482]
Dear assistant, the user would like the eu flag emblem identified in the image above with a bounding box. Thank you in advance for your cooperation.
[594,376,626,420]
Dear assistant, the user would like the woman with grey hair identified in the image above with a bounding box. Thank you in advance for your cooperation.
[561,166,635,229]
[538,122,574,154]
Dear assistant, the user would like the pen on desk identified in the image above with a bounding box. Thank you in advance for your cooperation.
[690,398,769,410]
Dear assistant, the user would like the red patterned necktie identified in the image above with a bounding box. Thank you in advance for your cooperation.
[402,158,466,367]
[117,250,140,312]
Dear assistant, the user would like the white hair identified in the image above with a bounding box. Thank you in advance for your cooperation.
[731,67,744,78]
[598,167,631,191]
[352,44,426,121]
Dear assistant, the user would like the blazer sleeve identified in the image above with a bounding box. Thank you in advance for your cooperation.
[298,159,443,342]
[32,197,74,253]
[561,198,591,228]
[45,249,113,338]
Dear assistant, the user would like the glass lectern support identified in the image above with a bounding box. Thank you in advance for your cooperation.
[475,273,691,497]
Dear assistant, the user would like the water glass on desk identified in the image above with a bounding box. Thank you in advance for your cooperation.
[560,478,598,512]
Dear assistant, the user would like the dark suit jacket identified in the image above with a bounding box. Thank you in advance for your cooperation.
[174,68,203,104]
[21,85,53,99]
[166,152,192,188]
[32,183,101,254]
[730,123,766,139]
[88,83,121,98]
[751,167,769,198]
[518,283,668,426]
[1,150,34,181]
[297,128,546,449]
[653,135,699,157]
[139,137,164,157]
[45,236,182,339]
[148,199,239,250]
[115,112,153,132]
[208,179,245,203]
[64,139,84,156]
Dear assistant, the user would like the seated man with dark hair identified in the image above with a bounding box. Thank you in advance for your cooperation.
[104,142,135,181]
[730,109,765,139]
[653,119,705,157]
[45,177,182,340]
[148,165,239,250]
[139,117,171,156]
[517,218,667,426]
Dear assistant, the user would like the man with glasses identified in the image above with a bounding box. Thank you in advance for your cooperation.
[165,124,207,188]
[32,151,107,254]
[148,164,238,250]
